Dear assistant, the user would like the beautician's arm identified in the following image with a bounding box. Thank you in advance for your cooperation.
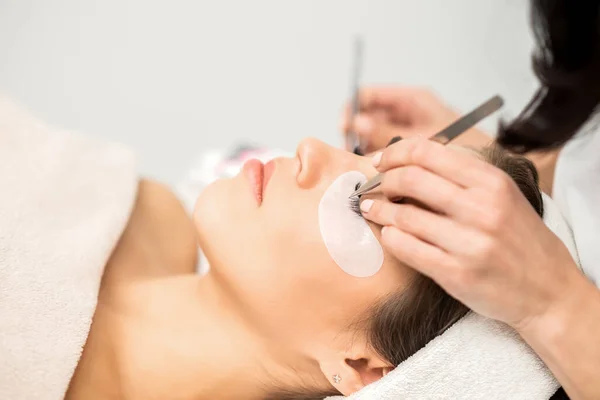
[342,86,561,193]
[448,126,561,194]
[518,273,600,400]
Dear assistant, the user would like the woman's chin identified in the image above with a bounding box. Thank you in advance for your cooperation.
[192,177,250,252]
[194,179,229,231]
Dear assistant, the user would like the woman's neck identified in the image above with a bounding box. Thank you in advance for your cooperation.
[69,274,276,400]
[66,180,282,399]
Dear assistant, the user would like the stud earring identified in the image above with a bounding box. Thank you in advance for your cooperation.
[332,374,342,384]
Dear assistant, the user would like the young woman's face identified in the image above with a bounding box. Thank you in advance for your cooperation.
[193,139,413,353]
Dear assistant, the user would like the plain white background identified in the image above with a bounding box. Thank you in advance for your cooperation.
[0,0,536,184]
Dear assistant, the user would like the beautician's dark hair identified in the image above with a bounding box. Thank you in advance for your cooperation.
[269,146,545,400]
[497,0,600,153]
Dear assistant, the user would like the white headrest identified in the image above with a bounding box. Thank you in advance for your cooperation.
[329,193,579,400]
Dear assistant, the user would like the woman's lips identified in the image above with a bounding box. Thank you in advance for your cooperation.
[242,159,264,205]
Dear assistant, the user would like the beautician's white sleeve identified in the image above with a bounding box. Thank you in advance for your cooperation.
[553,126,600,285]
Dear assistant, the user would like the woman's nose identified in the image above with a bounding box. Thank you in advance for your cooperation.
[296,137,357,189]
[296,137,329,189]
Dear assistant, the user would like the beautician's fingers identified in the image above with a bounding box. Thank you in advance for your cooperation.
[378,166,465,216]
[340,86,422,119]
[354,117,405,154]
[357,86,446,118]
[340,108,403,153]
[340,86,457,153]
[361,200,472,251]
[375,137,501,189]
[378,225,457,278]
[375,146,525,228]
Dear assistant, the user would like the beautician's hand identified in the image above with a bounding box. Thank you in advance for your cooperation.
[360,137,583,331]
[340,86,456,154]
[340,86,492,154]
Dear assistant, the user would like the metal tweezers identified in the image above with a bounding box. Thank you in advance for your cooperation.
[346,36,364,154]
[349,94,504,198]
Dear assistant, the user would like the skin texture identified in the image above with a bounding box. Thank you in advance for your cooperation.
[66,139,416,399]
[342,86,600,399]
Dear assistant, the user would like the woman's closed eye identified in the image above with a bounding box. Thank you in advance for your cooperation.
[349,182,363,217]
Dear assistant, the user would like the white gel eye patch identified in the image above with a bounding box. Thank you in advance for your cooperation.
[318,171,384,277]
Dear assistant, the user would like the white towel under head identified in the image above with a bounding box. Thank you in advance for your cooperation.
[328,193,579,400]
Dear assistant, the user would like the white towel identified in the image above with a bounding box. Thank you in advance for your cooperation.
[328,193,579,399]
[0,95,138,400]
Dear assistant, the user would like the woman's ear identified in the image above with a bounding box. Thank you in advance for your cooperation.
[319,351,393,396]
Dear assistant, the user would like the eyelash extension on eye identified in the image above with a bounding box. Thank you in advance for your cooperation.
[349,182,363,217]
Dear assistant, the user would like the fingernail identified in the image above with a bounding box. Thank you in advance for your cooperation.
[372,152,382,167]
[360,199,374,213]
[355,115,373,133]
